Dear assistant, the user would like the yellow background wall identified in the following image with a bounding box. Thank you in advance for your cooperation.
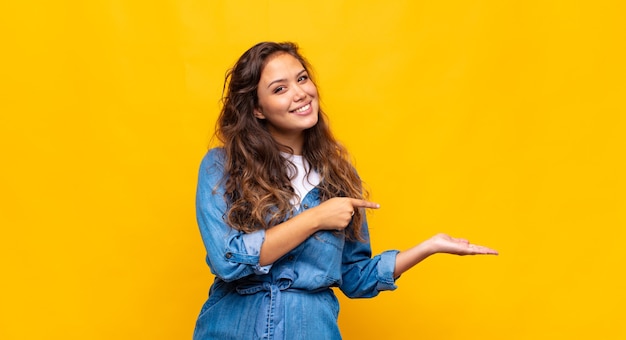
[1,1,624,339]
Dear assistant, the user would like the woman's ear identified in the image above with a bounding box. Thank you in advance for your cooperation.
[253,108,266,119]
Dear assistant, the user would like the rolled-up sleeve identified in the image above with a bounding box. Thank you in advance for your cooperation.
[196,149,272,281]
[339,218,399,298]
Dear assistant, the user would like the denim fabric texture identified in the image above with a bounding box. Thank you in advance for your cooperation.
[193,148,399,340]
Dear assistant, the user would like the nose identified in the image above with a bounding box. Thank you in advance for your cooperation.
[293,84,306,101]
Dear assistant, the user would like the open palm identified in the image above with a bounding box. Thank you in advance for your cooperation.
[428,233,498,256]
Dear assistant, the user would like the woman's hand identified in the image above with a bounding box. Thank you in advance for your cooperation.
[307,197,380,231]
[394,233,498,277]
[426,233,499,256]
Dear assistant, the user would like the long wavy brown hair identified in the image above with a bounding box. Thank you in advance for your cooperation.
[214,41,366,241]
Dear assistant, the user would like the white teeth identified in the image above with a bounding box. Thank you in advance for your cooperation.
[293,104,310,113]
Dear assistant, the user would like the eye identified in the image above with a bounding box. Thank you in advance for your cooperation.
[273,86,285,94]
[297,74,309,82]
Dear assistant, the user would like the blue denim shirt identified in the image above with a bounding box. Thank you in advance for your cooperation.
[193,148,399,340]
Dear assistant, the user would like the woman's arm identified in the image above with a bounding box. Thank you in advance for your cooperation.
[393,233,498,278]
[259,197,380,265]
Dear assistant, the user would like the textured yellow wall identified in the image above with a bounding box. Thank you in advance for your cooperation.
[1,1,625,339]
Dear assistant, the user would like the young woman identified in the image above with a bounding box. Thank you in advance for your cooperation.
[193,42,498,340]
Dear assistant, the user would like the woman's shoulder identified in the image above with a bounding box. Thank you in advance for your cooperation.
[199,147,226,176]
[201,147,226,164]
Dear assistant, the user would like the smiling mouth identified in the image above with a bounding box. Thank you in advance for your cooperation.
[291,103,311,113]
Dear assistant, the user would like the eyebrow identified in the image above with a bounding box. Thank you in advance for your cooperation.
[266,69,307,89]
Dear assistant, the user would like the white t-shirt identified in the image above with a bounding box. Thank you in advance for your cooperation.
[282,153,321,208]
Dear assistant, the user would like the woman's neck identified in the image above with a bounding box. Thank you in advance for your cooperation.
[271,132,304,155]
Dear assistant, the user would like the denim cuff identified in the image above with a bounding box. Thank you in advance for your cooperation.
[376,250,400,291]
[241,230,272,275]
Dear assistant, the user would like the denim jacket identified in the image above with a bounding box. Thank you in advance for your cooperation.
[193,148,399,339]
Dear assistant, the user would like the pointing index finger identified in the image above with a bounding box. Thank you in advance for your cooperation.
[350,198,380,209]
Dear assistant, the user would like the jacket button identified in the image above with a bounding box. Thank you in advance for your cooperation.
[303,204,309,209]
[225,252,233,259]
[287,255,295,261]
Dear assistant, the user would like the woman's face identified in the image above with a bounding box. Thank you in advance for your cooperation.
[254,52,319,145]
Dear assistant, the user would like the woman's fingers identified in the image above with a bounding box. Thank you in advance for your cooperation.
[467,243,499,255]
[349,198,380,210]
[312,197,380,231]
[431,233,499,256]
[345,199,379,220]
